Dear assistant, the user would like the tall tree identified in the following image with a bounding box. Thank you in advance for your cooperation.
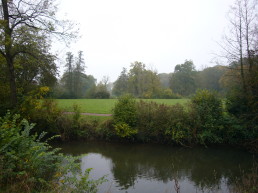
[169,60,197,96]
[74,51,85,98]
[0,0,75,107]
[220,0,258,125]
[64,52,74,97]
[102,75,110,88]
[113,62,161,98]
[143,69,161,98]
[113,67,129,96]
[62,51,86,98]
[128,61,146,97]
[219,0,257,91]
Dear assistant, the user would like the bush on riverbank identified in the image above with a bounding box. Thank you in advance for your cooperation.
[18,89,99,141]
[113,95,138,138]
[135,101,193,144]
[190,89,224,144]
[109,90,257,149]
[110,90,224,145]
[0,112,104,192]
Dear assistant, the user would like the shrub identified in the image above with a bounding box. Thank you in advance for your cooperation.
[112,95,138,138]
[0,112,60,192]
[136,101,192,144]
[57,114,100,141]
[19,87,63,135]
[135,101,166,142]
[226,87,258,151]
[97,119,116,140]
[190,89,224,144]
[59,104,82,140]
[0,112,104,192]
[114,122,137,138]
[18,88,93,140]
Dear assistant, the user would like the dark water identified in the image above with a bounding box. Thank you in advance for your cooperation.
[57,141,255,193]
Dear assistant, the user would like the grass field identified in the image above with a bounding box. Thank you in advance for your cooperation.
[55,99,189,114]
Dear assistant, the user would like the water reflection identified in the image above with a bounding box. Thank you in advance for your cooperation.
[57,142,255,193]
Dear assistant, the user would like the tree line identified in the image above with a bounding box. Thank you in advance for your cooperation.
[51,58,228,99]
[113,60,227,98]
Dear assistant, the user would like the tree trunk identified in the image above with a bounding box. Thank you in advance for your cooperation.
[7,57,17,107]
[243,0,254,73]
[238,5,246,92]
[2,0,17,107]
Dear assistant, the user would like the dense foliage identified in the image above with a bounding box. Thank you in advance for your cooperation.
[113,61,162,98]
[108,91,257,149]
[112,60,227,99]
[0,112,104,193]
[113,95,138,138]
[191,90,224,144]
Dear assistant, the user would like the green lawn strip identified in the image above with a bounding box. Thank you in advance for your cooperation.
[55,99,117,114]
[56,99,189,114]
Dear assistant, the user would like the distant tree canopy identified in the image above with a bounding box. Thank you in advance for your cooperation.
[113,68,129,96]
[55,51,97,99]
[113,61,162,98]
[91,82,110,99]
[169,60,197,96]
[112,60,230,98]
[158,73,172,88]
[196,65,227,93]
[58,71,96,99]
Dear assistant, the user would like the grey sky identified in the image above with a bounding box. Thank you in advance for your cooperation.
[55,0,235,82]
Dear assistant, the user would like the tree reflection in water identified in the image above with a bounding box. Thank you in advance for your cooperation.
[58,142,255,192]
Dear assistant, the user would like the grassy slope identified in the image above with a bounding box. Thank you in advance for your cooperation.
[56,99,189,114]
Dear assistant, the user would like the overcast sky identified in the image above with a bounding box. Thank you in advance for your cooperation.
[55,0,235,82]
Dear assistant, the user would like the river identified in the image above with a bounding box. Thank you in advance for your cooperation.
[57,141,256,193]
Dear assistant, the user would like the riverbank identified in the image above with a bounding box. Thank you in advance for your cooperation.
[24,92,257,153]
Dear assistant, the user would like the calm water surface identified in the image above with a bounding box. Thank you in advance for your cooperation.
[57,141,256,193]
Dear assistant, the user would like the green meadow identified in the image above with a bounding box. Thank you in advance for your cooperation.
[55,99,189,114]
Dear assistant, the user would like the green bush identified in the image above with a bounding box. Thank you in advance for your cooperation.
[0,112,104,192]
[190,89,224,144]
[114,122,137,138]
[19,87,64,135]
[136,101,192,144]
[20,92,101,141]
[58,104,83,140]
[226,87,258,151]
[112,95,138,138]
[97,119,116,140]
[0,112,60,192]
